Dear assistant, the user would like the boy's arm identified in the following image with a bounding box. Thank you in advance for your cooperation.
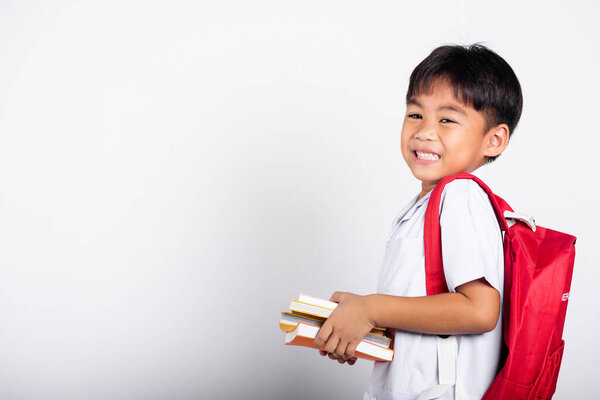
[314,278,500,360]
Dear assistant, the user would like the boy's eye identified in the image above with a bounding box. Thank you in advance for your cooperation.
[407,114,456,123]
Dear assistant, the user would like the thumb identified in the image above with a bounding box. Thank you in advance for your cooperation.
[329,291,344,303]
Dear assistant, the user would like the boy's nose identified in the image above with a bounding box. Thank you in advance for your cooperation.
[414,126,437,141]
[412,118,438,141]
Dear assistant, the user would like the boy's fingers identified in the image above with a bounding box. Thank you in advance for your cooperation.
[334,339,349,359]
[323,334,340,354]
[314,323,333,348]
[347,357,357,366]
[318,350,328,356]
[344,341,358,359]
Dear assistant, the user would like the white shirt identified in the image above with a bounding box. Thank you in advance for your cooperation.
[363,179,504,400]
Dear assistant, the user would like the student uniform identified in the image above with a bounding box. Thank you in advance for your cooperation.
[363,178,504,400]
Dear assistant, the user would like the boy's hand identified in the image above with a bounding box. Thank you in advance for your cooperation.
[313,292,376,362]
[319,349,357,365]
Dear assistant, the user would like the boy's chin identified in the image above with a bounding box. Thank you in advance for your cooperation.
[409,165,477,184]
[410,170,444,185]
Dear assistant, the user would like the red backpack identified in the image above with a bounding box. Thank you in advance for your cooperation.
[424,173,576,400]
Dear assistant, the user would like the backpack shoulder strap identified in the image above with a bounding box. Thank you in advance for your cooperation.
[423,173,511,296]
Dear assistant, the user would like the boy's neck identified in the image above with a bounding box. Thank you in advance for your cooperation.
[418,182,437,201]
[417,165,486,201]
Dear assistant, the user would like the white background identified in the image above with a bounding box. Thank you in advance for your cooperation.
[0,1,598,399]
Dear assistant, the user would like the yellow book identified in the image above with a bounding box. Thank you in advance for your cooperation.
[288,294,388,334]
[279,311,392,348]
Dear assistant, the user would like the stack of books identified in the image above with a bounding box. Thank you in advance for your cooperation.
[279,293,394,361]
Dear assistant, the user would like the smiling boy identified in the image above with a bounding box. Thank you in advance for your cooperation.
[403,78,508,200]
[314,44,523,399]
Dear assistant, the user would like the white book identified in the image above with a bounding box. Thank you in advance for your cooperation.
[284,322,393,362]
[298,293,339,310]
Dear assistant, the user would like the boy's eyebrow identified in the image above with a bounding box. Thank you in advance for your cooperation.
[407,98,468,116]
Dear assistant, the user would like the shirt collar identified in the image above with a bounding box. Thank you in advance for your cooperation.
[393,189,433,226]
[392,166,488,227]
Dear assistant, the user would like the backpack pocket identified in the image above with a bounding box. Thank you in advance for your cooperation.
[533,340,565,399]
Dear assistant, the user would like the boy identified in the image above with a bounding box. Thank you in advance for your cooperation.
[313,44,523,399]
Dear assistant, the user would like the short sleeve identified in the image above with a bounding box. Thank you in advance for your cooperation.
[439,180,504,294]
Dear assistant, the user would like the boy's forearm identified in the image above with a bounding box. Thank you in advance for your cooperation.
[364,290,499,335]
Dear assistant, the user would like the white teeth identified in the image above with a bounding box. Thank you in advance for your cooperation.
[416,151,440,161]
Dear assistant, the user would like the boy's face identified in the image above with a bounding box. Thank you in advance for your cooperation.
[401,79,492,191]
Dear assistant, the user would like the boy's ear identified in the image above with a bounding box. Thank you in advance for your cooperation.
[484,124,510,158]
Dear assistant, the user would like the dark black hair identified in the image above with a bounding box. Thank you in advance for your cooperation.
[406,43,523,162]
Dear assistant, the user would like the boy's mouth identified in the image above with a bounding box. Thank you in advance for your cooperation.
[414,150,440,161]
